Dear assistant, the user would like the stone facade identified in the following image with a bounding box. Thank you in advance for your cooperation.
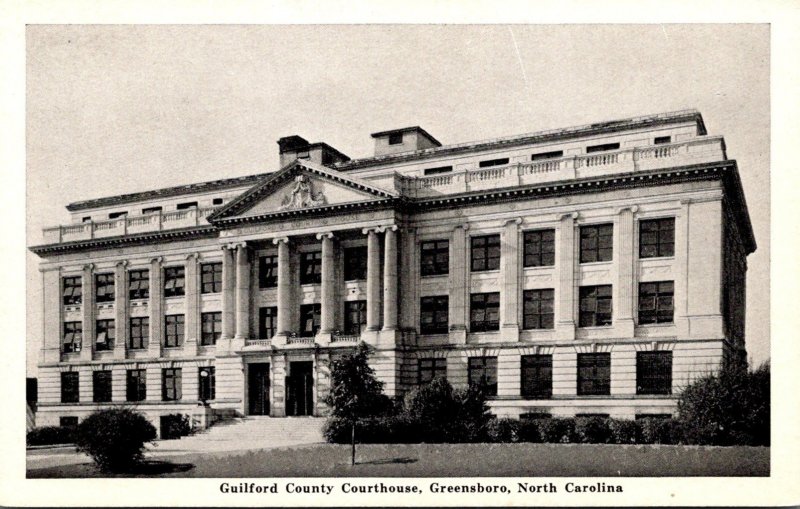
[30,109,755,434]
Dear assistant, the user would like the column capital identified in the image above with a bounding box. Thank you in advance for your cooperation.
[272,236,290,245]
[503,217,523,227]
[616,205,639,215]
[82,263,95,272]
[315,231,335,240]
[556,211,579,221]
[185,252,200,261]
[150,256,163,265]
[452,222,470,232]
[362,226,380,235]
[226,242,247,250]
[115,260,129,268]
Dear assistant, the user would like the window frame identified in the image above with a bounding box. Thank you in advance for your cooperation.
[128,269,149,300]
[343,300,367,335]
[62,276,82,306]
[200,263,223,294]
[129,316,149,350]
[467,356,498,396]
[162,368,182,401]
[299,303,321,337]
[95,273,115,303]
[258,306,278,339]
[126,369,147,402]
[417,358,447,385]
[470,292,500,332]
[638,281,675,325]
[580,223,614,263]
[60,372,79,403]
[163,266,186,298]
[62,321,83,353]
[470,234,501,272]
[523,229,555,267]
[164,314,185,348]
[522,289,555,330]
[388,132,403,145]
[299,251,322,285]
[92,370,112,403]
[420,239,449,276]
[420,295,449,334]
[343,246,368,281]
[95,318,116,351]
[521,354,553,399]
[198,366,216,401]
[636,351,673,395]
[579,285,613,327]
[639,217,675,259]
[577,353,611,396]
[258,255,279,289]
[200,312,222,346]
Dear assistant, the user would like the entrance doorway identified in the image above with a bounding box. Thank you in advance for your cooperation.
[286,361,314,416]
[248,363,270,416]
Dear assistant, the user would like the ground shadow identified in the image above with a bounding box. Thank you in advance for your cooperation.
[357,457,418,465]
[129,460,195,475]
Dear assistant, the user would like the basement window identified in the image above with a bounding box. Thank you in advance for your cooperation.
[654,136,672,145]
[586,142,620,153]
[388,132,404,145]
[531,150,564,161]
[176,201,198,210]
[478,157,510,168]
[423,166,453,176]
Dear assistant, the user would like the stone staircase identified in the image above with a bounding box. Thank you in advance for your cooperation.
[149,416,328,454]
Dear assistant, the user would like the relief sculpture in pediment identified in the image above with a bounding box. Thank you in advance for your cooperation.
[279,175,327,210]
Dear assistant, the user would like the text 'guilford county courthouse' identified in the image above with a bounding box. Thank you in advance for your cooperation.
[30,110,755,433]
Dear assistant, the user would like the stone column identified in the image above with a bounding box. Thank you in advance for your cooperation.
[500,218,522,342]
[274,237,292,343]
[317,232,335,344]
[184,253,200,355]
[555,213,578,341]
[364,227,382,331]
[80,263,95,361]
[147,257,163,357]
[220,246,235,341]
[113,261,128,360]
[382,226,399,331]
[41,268,62,364]
[234,244,251,346]
[615,206,637,337]
[448,224,469,344]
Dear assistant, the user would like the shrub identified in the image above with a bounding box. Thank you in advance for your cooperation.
[323,416,421,444]
[636,417,683,445]
[75,408,156,472]
[677,362,769,446]
[607,418,637,444]
[161,413,192,440]
[401,378,490,443]
[26,426,76,446]
[517,419,545,443]
[538,418,576,443]
[485,418,520,443]
[575,416,612,444]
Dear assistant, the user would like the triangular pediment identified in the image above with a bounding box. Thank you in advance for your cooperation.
[208,159,397,222]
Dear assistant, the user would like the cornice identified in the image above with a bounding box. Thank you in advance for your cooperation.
[29,225,218,256]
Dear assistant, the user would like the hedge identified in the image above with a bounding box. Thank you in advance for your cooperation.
[27,426,76,446]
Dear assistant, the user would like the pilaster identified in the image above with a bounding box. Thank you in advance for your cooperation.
[615,206,637,338]
[674,200,691,337]
[500,217,522,342]
[80,263,95,361]
[113,261,128,360]
[448,223,469,344]
[148,257,163,358]
[41,268,62,364]
[183,253,200,356]
[398,227,418,332]
[220,245,235,350]
[555,213,578,341]
[382,225,399,331]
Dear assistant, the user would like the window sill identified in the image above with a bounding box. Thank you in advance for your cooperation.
[300,282,321,288]
[636,322,675,328]
[164,295,185,301]
[420,273,448,279]
[522,264,555,270]
[579,260,613,267]
[638,255,675,262]
[470,269,500,274]
[577,325,613,330]
[419,332,449,337]
[521,327,555,332]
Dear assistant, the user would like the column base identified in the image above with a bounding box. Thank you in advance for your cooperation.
[376,329,399,348]
[555,322,576,341]
[216,336,233,354]
[449,327,467,345]
[112,346,126,360]
[501,324,520,342]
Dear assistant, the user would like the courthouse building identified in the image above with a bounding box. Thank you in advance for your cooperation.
[30,109,755,430]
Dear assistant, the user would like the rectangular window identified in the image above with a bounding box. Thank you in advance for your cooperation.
[60,416,78,427]
[638,281,675,325]
[164,314,185,348]
[470,292,500,332]
[126,369,147,402]
[418,358,447,385]
[200,263,223,294]
[471,234,501,272]
[423,165,453,175]
[108,211,128,219]
[388,132,403,145]
[580,224,613,263]
[129,317,149,350]
[201,312,222,345]
[62,321,82,353]
[142,206,162,214]
[259,307,278,339]
[639,218,675,258]
[577,353,611,396]
[531,150,564,161]
[521,355,553,399]
[420,296,449,334]
[163,266,185,298]
[299,304,321,337]
[93,370,112,403]
[259,255,278,288]
[162,368,182,401]
[523,229,555,267]
[420,240,449,276]
[586,142,620,153]
[468,356,498,396]
[522,289,555,329]
[579,285,613,327]
[478,157,509,168]
[344,300,367,335]
[95,273,115,303]
[198,367,216,401]
[300,252,322,285]
[212,198,224,205]
[61,372,79,403]
[62,276,82,305]
[654,136,672,145]
[176,201,198,210]
[636,351,673,395]
[343,246,368,281]
[128,269,149,300]
[81,217,91,223]
[95,319,115,351]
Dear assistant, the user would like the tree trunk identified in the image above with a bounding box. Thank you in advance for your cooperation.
[351,420,356,466]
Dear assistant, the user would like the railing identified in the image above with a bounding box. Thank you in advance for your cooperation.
[331,333,360,343]
[394,136,725,198]
[287,336,315,344]
[43,207,219,244]
[245,339,271,347]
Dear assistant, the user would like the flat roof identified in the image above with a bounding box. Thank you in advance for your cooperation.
[370,126,443,147]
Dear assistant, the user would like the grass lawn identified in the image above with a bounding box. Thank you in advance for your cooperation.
[27,443,769,478]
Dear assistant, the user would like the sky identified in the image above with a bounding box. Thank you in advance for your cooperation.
[25,24,770,375]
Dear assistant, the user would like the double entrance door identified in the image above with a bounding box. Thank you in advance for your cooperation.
[248,361,314,416]
[248,363,270,416]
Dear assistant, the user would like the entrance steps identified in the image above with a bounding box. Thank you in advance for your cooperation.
[150,416,328,454]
